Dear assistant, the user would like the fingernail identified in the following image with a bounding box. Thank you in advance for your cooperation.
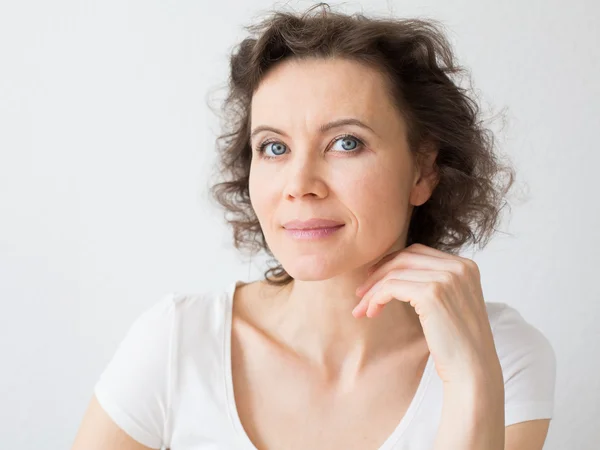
[352,299,364,316]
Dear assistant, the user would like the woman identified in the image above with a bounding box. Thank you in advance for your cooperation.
[72,4,556,450]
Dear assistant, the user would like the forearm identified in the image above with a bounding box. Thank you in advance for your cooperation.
[433,369,505,450]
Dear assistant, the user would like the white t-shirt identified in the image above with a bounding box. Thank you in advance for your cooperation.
[94,280,556,450]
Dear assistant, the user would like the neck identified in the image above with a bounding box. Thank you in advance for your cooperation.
[257,267,423,380]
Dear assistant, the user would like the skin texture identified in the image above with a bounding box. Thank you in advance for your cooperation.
[248,57,439,373]
[247,56,550,449]
[71,395,154,450]
[70,56,550,449]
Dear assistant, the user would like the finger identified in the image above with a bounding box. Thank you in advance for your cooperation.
[356,252,451,296]
[354,276,388,316]
[364,244,454,281]
[364,279,427,317]
[366,300,387,318]
[364,248,404,277]
[405,244,477,269]
[355,276,432,318]
[355,294,386,318]
[353,280,382,317]
[358,268,448,298]
[403,243,455,259]
[353,277,388,317]
[352,297,369,318]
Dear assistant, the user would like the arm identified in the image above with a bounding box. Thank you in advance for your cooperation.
[433,366,551,450]
[72,293,177,450]
[71,394,157,450]
[505,420,551,450]
[433,366,506,450]
[354,246,555,449]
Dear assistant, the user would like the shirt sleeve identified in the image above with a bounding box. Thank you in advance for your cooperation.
[491,305,557,427]
[93,293,176,449]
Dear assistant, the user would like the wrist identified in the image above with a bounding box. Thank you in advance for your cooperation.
[435,366,505,450]
[444,357,504,392]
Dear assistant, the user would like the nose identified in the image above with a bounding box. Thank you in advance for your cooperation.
[283,153,328,200]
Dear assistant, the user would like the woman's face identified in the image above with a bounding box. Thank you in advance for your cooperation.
[248,57,437,280]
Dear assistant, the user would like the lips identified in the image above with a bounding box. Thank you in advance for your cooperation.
[282,218,344,230]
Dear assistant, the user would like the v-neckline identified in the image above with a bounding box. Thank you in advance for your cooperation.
[222,280,434,450]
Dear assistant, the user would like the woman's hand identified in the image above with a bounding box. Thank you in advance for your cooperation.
[353,243,503,386]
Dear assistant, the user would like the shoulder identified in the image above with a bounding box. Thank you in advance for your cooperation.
[484,302,557,426]
[485,302,556,366]
[97,282,234,381]
[134,283,233,331]
[93,282,235,448]
[94,286,227,383]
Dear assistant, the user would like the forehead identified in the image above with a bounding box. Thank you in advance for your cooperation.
[250,57,401,132]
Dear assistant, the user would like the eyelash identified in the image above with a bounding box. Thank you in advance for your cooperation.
[255,134,366,160]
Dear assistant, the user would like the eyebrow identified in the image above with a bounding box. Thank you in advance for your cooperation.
[249,118,377,142]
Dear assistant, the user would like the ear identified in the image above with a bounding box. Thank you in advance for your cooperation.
[409,140,440,207]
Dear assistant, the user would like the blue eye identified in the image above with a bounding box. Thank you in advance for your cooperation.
[332,136,360,152]
[256,134,365,160]
[260,141,287,157]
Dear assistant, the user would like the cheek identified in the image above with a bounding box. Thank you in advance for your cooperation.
[339,165,409,237]
[249,166,277,226]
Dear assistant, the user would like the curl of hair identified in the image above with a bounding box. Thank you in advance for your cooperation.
[208,3,517,287]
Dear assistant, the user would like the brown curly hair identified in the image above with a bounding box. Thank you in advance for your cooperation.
[207,3,517,287]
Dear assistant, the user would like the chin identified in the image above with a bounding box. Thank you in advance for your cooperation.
[285,271,331,282]
[279,254,341,281]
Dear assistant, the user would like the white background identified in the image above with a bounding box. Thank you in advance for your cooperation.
[1,0,598,449]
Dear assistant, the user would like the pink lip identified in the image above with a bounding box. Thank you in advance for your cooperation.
[282,218,344,230]
[282,218,345,240]
[284,225,344,240]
